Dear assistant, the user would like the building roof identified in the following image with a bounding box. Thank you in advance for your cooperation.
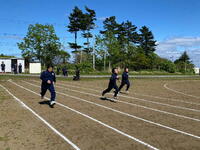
[0,57,24,60]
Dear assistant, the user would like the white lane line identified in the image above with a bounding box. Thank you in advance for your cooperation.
[0,83,80,150]
[52,81,200,113]
[164,83,200,99]
[133,93,200,106]
[24,81,200,140]
[10,80,159,150]
[60,81,200,106]
[54,83,200,122]
[31,80,200,122]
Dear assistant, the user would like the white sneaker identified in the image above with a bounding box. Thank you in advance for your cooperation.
[113,96,118,100]
[125,91,129,94]
[50,101,56,108]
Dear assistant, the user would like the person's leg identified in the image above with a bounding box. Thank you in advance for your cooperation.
[49,84,56,102]
[126,81,130,91]
[102,84,113,96]
[48,84,56,107]
[40,83,48,99]
[118,82,125,91]
[113,85,119,97]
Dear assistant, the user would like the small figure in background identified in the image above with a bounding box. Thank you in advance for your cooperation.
[18,63,22,74]
[56,67,60,75]
[73,66,80,81]
[1,61,5,73]
[14,64,18,74]
[62,66,68,77]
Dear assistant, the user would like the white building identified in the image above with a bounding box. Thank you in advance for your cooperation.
[0,58,25,73]
[194,67,200,74]
[29,62,41,74]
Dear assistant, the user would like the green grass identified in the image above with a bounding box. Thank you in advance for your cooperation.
[0,136,9,142]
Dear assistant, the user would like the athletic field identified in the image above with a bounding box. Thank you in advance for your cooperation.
[0,77,200,150]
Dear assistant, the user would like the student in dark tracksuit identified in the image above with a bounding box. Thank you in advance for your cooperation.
[18,63,22,74]
[102,68,119,99]
[1,62,5,73]
[119,67,130,93]
[40,65,56,108]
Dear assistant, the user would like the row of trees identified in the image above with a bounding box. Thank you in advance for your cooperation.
[17,6,195,73]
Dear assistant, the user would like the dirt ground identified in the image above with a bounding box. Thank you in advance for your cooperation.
[0,77,200,150]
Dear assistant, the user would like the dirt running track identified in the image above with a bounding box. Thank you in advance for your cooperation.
[0,78,200,150]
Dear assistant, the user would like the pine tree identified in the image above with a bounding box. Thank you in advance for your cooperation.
[138,26,157,56]
[68,6,84,53]
[82,6,96,54]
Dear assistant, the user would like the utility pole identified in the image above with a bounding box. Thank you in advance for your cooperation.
[93,43,95,70]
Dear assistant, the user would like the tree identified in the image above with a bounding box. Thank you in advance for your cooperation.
[17,24,62,66]
[68,6,84,53]
[82,6,96,53]
[54,50,70,65]
[100,16,118,35]
[174,51,194,73]
[175,51,190,64]
[138,26,157,56]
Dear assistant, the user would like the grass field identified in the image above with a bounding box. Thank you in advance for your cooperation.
[0,76,200,150]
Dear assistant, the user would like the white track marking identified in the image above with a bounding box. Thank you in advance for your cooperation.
[0,83,80,150]
[56,81,200,112]
[133,93,200,106]
[22,80,200,140]
[164,83,200,99]
[55,83,200,122]
[30,81,200,122]
[31,80,200,122]
[9,80,159,150]
[60,81,200,106]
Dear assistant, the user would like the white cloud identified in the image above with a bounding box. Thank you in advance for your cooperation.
[97,17,108,21]
[156,37,200,67]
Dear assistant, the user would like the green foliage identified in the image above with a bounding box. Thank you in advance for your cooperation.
[0,54,15,58]
[174,51,194,74]
[138,26,157,56]
[155,57,176,73]
[17,24,63,66]
[68,6,96,63]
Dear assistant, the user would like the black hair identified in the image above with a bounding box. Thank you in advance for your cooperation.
[47,64,53,69]
[112,68,117,73]
[124,67,128,71]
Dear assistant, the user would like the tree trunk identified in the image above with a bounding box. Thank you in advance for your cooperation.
[104,53,106,71]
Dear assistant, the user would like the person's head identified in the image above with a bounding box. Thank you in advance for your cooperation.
[124,67,129,72]
[47,64,53,72]
[112,68,118,74]
[2,61,4,64]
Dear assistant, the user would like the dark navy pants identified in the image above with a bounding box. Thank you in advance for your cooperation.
[103,83,119,97]
[119,80,130,91]
[41,82,56,101]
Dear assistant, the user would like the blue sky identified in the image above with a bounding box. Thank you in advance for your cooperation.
[1,0,200,66]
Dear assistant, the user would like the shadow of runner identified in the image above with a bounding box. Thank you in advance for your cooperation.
[100,97,117,103]
[38,100,54,108]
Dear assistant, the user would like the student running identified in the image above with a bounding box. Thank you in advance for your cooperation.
[40,65,56,108]
[102,68,119,99]
[119,67,130,93]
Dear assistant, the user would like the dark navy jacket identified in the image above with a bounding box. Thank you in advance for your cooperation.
[122,72,129,82]
[40,70,56,84]
[109,73,119,85]
[1,64,5,70]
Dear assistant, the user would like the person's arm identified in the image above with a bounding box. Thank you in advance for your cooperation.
[40,72,44,80]
[53,72,56,83]
[40,71,49,83]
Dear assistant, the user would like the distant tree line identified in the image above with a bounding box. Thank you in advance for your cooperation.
[17,6,195,74]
